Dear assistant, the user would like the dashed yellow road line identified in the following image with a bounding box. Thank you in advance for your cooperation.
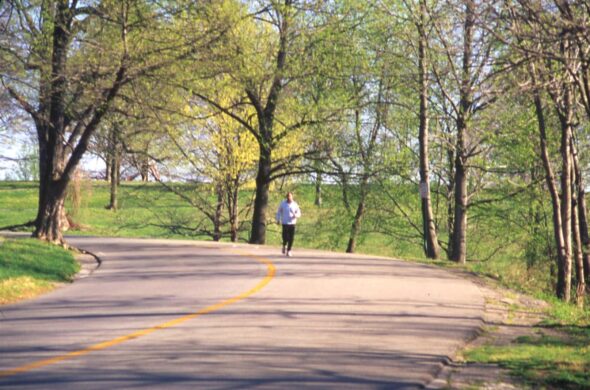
[0,249,275,379]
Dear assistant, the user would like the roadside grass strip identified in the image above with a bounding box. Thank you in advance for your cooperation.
[0,239,79,304]
[0,248,275,379]
[465,326,590,389]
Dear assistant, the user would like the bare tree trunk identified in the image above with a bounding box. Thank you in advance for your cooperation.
[418,1,440,259]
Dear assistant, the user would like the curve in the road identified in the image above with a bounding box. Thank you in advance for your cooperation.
[0,248,275,379]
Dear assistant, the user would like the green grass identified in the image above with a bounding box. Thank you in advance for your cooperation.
[465,329,590,389]
[0,237,80,304]
[465,296,590,389]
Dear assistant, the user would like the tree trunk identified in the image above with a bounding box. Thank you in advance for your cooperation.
[33,2,71,244]
[571,137,590,298]
[315,172,322,207]
[450,135,468,264]
[556,85,574,302]
[107,127,120,210]
[417,2,440,259]
[250,145,271,244]
[108,155,119,210]
[213,184,223,242]
[446,148,455,256]
[140,160,149,182]
[530,67,569,301]
[572,184,585,307]
[33,179,69,244]
[449,1,474,264]
[346,178,368,254]
[105,159,111,182]
[229,184,239,243]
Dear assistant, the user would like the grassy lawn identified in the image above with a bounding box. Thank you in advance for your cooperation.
[0,237,80,304]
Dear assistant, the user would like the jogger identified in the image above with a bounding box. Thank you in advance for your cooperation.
[276,192,301,257]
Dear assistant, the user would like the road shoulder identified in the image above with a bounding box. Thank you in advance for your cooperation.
[427,270,551,389]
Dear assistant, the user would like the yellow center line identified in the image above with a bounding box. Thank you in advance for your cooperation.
[0,249,275,379]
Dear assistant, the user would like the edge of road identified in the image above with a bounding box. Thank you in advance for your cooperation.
[71,249,102,280]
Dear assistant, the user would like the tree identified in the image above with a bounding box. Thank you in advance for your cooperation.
[0,1,222,243]
[505,0,590,303]
[187,0,342,244]
[428,0,500,263]
[0,2,158,241]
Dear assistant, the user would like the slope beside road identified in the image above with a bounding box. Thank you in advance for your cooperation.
[0,237,484,389]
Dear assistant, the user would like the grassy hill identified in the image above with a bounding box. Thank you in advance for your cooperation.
[0,179,553,293]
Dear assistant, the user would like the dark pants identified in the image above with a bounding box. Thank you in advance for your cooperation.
[282,224,296,251]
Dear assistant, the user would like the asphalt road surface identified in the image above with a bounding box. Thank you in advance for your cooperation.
[0,237,484,389]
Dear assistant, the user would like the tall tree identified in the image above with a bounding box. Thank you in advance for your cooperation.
[429,0,499,263]
[188,0,342,244]
[0,0,208,243]
[506,0,590,302]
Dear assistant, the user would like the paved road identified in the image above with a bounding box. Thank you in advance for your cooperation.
[0,237,484,389]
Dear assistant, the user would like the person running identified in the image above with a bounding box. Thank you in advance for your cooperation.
[275,191,301,257]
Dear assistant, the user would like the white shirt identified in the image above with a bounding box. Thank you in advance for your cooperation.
[276,200,301,225]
